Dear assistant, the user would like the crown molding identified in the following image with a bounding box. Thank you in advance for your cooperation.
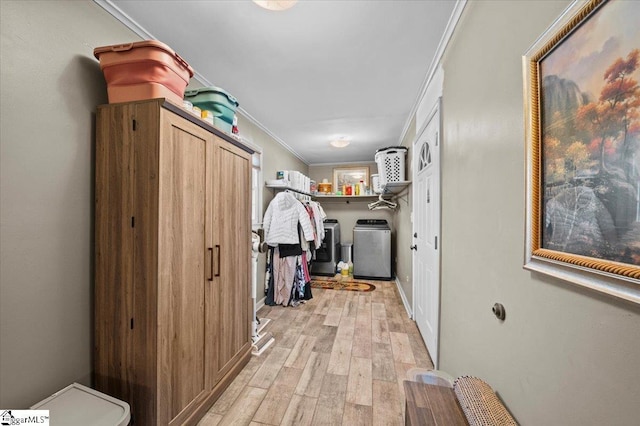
[308,160,377,167]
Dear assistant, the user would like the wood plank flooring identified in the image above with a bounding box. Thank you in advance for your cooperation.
[198,279,434,425]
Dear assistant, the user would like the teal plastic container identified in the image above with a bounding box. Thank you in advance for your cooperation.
[184,86,239,124]
[213,117,232,134]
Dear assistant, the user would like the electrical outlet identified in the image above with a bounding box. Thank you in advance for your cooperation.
[406,275,409,282]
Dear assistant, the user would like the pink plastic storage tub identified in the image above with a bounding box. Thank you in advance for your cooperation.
[94,40,194,105]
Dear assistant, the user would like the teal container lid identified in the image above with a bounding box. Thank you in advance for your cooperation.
[184,86,239,107]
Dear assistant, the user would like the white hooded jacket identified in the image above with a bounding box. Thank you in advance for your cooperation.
[263,192,315,246]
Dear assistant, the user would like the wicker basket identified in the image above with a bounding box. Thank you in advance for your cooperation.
[453,376,518,425]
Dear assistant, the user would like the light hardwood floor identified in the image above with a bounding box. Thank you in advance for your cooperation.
[198,279,434,426]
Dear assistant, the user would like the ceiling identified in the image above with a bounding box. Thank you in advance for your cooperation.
[104,0,459,164]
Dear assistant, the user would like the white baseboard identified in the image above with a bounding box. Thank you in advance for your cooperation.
[395,277,413,319]
[256,296,266,313]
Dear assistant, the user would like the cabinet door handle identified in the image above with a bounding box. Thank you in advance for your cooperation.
[208,248,214,281]
[215,245,221,277]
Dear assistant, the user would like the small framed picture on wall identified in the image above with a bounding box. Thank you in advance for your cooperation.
[333,166,369,191]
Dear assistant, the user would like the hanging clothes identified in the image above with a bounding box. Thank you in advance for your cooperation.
[263,192,314,246]
[309,201,326,248]
[262,192,324,307]
[300,252,313,300]
[288,254,313,306]
[264,247,275,306]
[278,243,302,257]
[272,248,297,306]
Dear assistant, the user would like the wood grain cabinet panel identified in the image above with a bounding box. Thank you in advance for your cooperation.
[95,99,253,426]
[211,140,253,382]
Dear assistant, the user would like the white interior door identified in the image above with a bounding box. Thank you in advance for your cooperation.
[412,100,441,367]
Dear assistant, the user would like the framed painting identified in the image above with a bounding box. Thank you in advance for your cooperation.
[523,0,640,303]
[333,166,369,192]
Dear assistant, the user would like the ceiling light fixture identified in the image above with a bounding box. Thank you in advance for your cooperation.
[330,137,350,148]
[253,0,297,11]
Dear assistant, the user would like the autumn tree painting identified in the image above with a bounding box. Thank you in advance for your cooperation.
[540,0,640,265]
[576,49,640,174]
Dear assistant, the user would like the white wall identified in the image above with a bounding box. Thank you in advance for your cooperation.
[439,1,640,424]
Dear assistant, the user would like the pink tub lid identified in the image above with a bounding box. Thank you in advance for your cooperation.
[94,40,194,77]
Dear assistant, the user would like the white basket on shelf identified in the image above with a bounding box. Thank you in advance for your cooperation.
[375,146,407,186]
[371,174,382,194]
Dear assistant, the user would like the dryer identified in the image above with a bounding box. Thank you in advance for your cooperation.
[311,219,340,276]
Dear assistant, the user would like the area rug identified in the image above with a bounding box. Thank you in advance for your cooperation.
[310,277,376,292]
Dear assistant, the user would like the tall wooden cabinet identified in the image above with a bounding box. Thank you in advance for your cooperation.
[95,99,252,425]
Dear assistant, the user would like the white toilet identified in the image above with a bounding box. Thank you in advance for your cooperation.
[30,383,130,426]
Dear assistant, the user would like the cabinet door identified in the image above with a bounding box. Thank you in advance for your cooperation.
[155,110,214,425]
[211,138,252,381]
[95,102,137,407]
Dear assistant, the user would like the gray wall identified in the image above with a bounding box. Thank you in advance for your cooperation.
[393,118,415,303]
[0,0,139,407]
[0,0,306,407]
[438,1,640,424]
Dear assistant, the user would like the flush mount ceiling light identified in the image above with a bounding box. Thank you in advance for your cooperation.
[253,0,297,11]
[330,137,350,148]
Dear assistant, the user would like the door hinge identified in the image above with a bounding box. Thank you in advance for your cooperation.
[131,216,135,228]
[435,236,438,250]
[132,119,137,131]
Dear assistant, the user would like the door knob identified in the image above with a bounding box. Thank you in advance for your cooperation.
[410,245,417,251]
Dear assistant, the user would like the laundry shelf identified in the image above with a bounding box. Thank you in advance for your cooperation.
[313,194,379,201]
[366,181,411,210]
[265,183,312,201]
[265,183,311,196]
[381,181,411,195]
[265,181,410,205]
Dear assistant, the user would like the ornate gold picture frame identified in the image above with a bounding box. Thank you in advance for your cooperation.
[523,0,640,303]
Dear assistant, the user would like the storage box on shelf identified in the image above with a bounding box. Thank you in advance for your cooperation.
[266,170,312,202]
[94,40,194,105]
[184,86,239,125]
[213,116,232,133]
[268,170,311,194]
[181,101,233,134]
[371,174,382,193]
[318,181,332,194]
